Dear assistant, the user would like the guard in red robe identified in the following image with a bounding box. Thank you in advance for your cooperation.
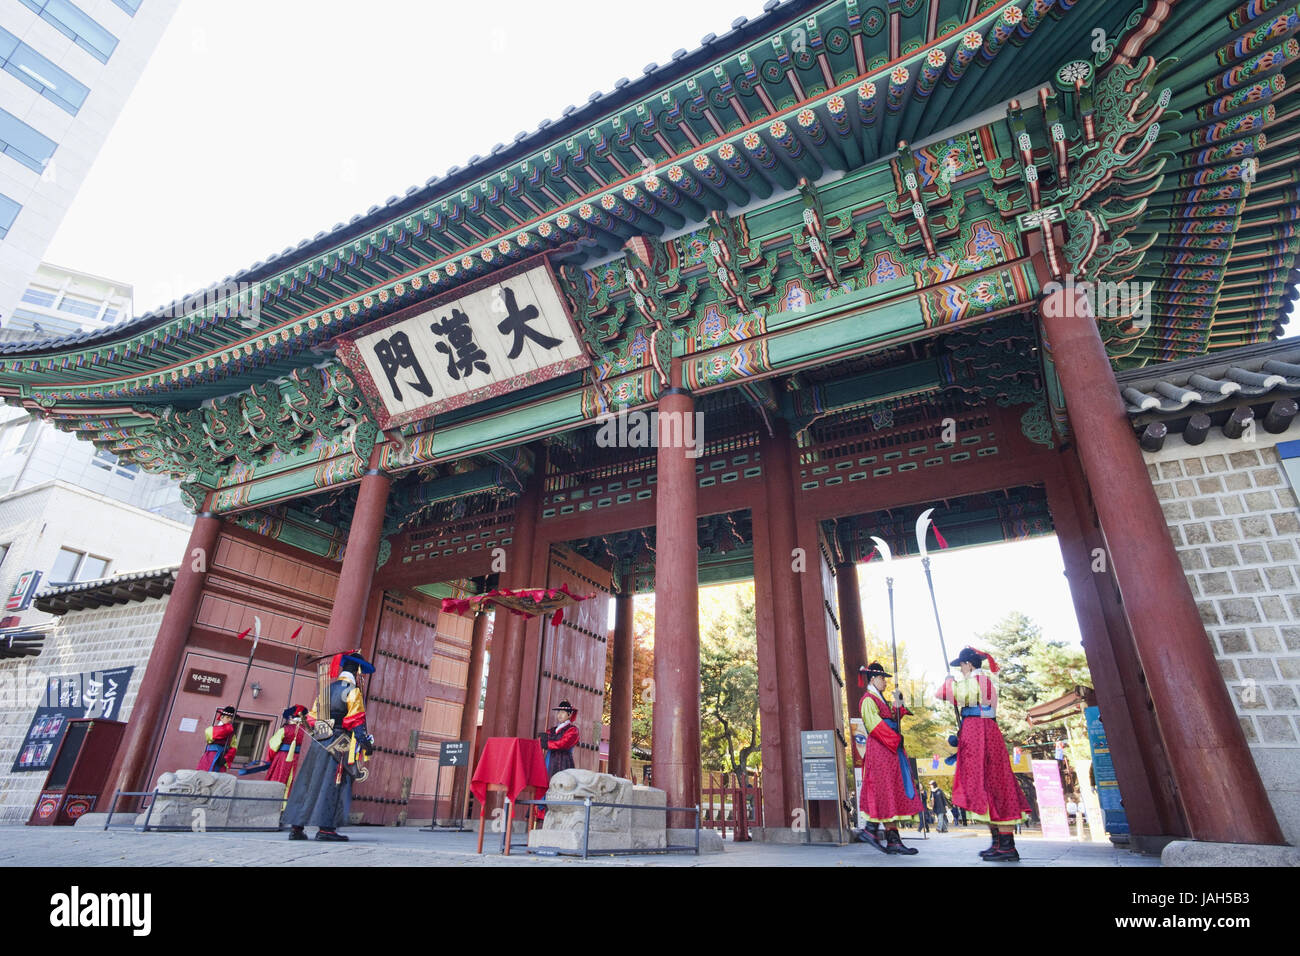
[534,699,580,821]
[857,663,922,855]
[197,706,238,772]
[265,705,310,790]
[936,646,1032,862]
[540,699,580,776]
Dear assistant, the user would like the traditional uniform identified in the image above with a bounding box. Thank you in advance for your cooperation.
[283,652,375,842]
[197,706,237,772]
[540,700,580,776]
[936,646,1031,861]
[857,663,921,855]
[265,705,310,790]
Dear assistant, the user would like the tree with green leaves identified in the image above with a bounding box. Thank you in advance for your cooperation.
[698,583,760,776]
[974,611,1092,752]
[975,611,1046,744]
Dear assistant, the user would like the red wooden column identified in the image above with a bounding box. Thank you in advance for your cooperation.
[482,473,540,740]
[1039,280,1284,845]
[106,513,222,803]
[324,467,391,651]
[608,573,635,779]
[836,561,867,702]
[748,497,789,830]
[1043,466,1170,842]
[652,385,700,827]
[450,610,489,822]
[759,420,812,820]
[1059,447,1189,840]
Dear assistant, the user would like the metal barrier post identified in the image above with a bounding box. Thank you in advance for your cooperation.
[140,790,158,832]
[582,798,591,859]
[104,790,120,831]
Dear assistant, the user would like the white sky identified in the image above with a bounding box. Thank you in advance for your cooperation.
[852,535,1084,672]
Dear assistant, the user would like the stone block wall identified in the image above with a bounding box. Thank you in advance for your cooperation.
[1142,432,1300,844]
[0,596,168,824]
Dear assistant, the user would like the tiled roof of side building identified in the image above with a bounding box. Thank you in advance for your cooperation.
[1117,339,1300,417]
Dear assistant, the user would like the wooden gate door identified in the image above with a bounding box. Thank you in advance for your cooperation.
[531,545,612,770]
[355,590,443,825]
[816,528,852,828]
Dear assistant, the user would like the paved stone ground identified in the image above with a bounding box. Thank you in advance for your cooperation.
[0,823,1160,867]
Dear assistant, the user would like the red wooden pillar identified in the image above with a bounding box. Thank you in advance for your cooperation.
[1060,449,1188,839]
[482,473,540,740]
[836,562,867,705]
[759,421,813,822]
[1039,279,1284,845]
[106,513,222,803]
[608,574,634,779]
[450,611,489,822]
[1043,465,1170,842]
[748,497,789,831]
[324,468,391,652]
[652,385,700,827]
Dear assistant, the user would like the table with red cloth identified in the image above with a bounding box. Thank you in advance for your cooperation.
[471,737,550,854]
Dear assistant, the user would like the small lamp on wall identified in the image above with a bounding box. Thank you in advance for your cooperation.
[250,682,261,700]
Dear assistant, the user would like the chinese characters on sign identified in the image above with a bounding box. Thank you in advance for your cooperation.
[339,262,588,428]
[11,666,133,773]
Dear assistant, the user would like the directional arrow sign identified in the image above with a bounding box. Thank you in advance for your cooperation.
[439,741,470,767]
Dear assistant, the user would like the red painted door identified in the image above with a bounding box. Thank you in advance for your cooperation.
[531,546,612,771]
[354,591,442,825]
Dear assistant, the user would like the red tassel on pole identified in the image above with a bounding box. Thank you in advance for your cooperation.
[933,524,949,550]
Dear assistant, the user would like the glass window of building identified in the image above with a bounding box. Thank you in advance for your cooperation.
[0,27,91,115]
[49,547,109,583]
[0,543,8,568]
[0,415,39,456]
[80,555,109,580]
[17,1,118,65]
[0,108,57,174]
[20,287,56,308]
[112,0,141,15]
[49,547,82,583]
[57,295,101,319]
[0,192,20,239]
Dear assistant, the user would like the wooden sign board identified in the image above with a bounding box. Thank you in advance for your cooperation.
[184,669,226,696]
[336,255,590,429]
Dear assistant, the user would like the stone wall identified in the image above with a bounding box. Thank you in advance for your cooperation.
[0,596,169,824]
[1143,432,1300,845]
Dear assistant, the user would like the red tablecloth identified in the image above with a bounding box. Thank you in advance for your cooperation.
[471,737,550,803]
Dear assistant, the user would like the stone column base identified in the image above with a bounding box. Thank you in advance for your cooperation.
[1162,840,1300,867]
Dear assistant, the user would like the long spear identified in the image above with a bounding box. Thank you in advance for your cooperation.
[869,535,920,817]
[231,616,262,717]
[868,536,900,689]
[916,509,962,735]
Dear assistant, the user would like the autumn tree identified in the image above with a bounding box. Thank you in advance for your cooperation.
[698,583,760,776]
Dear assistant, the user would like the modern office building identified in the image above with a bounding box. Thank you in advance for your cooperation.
[1,259,130,339]
[0,0,179,326]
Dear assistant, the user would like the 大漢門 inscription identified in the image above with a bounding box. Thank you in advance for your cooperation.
[337,259,589,429]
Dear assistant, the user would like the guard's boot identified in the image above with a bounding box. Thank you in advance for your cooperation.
[884,828,919,855]
[862,821,889,853]
[288,826,307,841]
[315,828,349,842]
[978,824,1000,858]
[985,830,1020,862]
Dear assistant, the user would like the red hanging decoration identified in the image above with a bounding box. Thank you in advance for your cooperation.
[440,582,595,624]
